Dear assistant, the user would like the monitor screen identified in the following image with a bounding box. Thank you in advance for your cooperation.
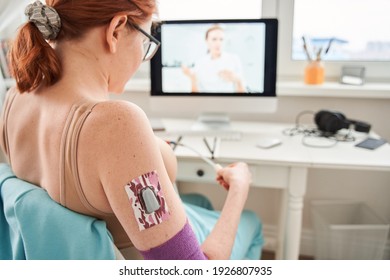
[151,19,278,97]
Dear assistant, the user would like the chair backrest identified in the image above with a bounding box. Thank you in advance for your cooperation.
[0,163,118,260]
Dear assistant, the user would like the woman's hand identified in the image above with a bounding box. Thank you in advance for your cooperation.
[218,70,245,93]
[218,69,238,83]
[181,65,199,92]
[181,65,195,79]
[202,161,252,259]
[216,162,252,198]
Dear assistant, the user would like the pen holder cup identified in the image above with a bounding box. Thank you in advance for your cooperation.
[304,61,324,85]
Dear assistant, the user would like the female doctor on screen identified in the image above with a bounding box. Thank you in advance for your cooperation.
[1,0,262,259]
[182,24,246,93]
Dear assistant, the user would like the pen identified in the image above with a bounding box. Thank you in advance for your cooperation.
[171,135,182,151]
[203,137,215,159]
[212,137,217,157]
[316,47,323,61]
[324,38,334,55]
[302,36,312,61]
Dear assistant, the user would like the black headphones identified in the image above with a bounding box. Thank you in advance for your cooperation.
[314,110,371,135]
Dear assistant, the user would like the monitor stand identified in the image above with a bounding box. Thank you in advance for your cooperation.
[190,113,241,139]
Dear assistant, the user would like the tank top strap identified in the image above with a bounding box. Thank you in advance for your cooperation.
[59,100,109,216]
[1,88,18,166]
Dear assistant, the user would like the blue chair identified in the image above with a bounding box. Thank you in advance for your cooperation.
[0,163,117,260]
[0,162,264,260]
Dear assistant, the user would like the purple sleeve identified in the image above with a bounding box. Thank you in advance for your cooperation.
[139,220,208,260]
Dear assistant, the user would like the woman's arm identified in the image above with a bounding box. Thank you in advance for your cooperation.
[155,137,177,184]
[156,137,252,259]
[219,70,246,93]
[82,101,188,252]
[182,65,199,92]
[83,101,250,259]
[201,162,251,259]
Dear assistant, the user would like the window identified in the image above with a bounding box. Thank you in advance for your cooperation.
[292,0,390,62]
[153,0,389,83]
[278,0,390,82]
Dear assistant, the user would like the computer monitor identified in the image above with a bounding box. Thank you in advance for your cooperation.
[150,18,278,133]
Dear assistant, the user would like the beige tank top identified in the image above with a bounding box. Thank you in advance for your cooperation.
[59,101,132,249]
[2,91,132,249]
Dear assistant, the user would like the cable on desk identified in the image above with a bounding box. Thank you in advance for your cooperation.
[283,110,355,148]
[166,141,222,172]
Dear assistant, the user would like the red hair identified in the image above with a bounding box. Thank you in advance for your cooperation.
[9,0,157,93]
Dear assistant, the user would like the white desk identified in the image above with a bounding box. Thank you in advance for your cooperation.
[155,118,390,260]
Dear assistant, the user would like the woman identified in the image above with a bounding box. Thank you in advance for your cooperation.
[0,0,262,259]
[182,24,246,93]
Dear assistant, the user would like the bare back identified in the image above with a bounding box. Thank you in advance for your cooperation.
[1,87,129,247]
[2,88,73,200]
[1,86,182,249]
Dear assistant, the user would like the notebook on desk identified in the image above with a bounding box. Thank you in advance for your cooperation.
[149,118,166,132]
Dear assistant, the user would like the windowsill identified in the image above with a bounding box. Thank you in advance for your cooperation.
[124,79,390,99]
[276,81,390,99]
[6,78,390,99]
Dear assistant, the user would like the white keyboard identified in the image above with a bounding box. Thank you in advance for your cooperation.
[162,129,242,141]
[218,131,242,141]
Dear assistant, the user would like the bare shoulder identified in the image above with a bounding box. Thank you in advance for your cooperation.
[87,100,151,136]
[80,99,157,159]
[78,99,157,184]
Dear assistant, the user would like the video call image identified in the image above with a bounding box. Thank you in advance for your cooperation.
[161,22,266,94]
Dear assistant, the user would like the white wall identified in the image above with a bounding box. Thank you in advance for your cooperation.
[0,0,28,39]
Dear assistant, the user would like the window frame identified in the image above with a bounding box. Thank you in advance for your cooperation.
[146,0,390,83]
[277,0,390,83]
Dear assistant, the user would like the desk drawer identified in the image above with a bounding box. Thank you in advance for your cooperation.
[177,161,217,183]
[177,159,290,189]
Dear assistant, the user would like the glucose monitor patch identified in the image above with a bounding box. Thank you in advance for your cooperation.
[124,170,170,231]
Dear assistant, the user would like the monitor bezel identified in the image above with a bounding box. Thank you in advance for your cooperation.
[150,18,278,97]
